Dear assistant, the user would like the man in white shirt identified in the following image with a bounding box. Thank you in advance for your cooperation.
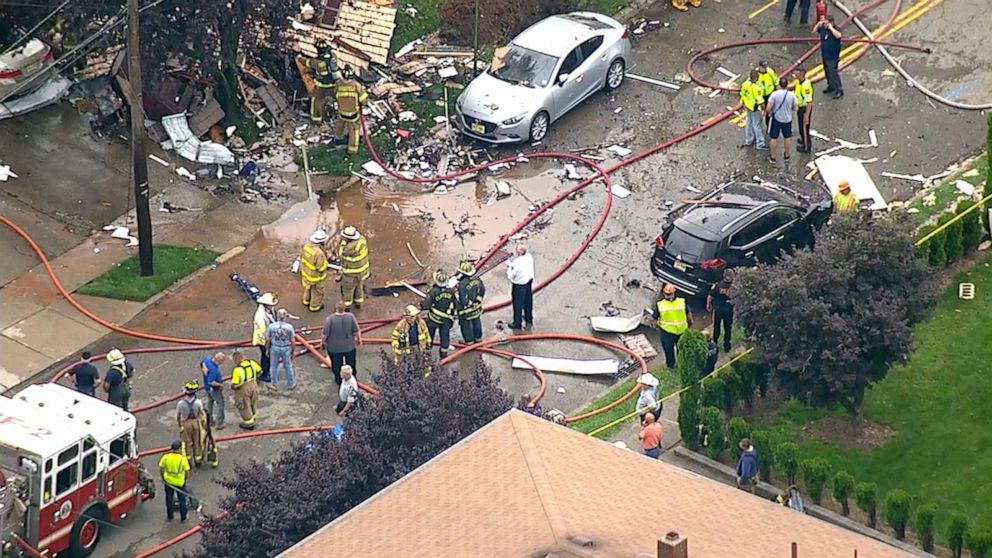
[336,365,360,417]
[506,243,535,329]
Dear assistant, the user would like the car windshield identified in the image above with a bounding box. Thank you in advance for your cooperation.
[489,44,558,88]
[666,226,718,261]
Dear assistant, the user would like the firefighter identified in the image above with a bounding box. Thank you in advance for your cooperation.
[177,381,208,467]
[302,39,338,124]
[391,305,430,365]
[456,260,486,344]
[103,349,133,411]
[230,350,261,430]
[337,225,370,309]
[300,230,330,312]
[334,65,368,154]
[421,270,457,358]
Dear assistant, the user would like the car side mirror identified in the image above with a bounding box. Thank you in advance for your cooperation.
[558,73,569,85]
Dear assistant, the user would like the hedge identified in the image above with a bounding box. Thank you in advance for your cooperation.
[917,197,988,269]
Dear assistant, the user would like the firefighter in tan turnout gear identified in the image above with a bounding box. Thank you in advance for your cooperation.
[337,225,370,309]
[300,230,330,312]
[177,381,208,467]
[301,39,338,124]
[334,65,368,154]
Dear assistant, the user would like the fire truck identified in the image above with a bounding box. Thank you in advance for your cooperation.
[0,383,153,557]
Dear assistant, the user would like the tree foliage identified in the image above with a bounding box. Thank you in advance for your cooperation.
[948,512,970,558]
[438,0,576,47]
[957,199,984,254]
[799,457,832,505]
[967,528,992,558]
[883,489,914,540]
[773,442,799,485]
[855,481,878,528]
[938,212,965,264]
[831,470,856,516]
[726,417,750,461]
[914,504,937,552]
[985,112,992,231]
[749,430,772,482]
[698,406,724,459]
[193,352,513,557]
[675,330,707,449]
[734,215,937,422]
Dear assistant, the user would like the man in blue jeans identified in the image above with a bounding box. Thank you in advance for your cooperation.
[200,352,226,429]
[266,309,297,390]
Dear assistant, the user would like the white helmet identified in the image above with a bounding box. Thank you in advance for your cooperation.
[309,230,330,244]
[106,349,126,366]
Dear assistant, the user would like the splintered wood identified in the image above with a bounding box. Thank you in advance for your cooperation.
[619,333,658,361]
[287,0,397,69]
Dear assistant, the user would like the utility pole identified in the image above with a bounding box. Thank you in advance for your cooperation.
[472,0,479,76]
[127,0,153,276]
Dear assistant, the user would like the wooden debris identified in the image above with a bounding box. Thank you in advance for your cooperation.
[188,98,225,138]
[370,81,421,96]
[256,83,292,124]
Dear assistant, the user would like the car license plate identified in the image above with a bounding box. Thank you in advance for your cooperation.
[674,261,688,272]
[22,62,39,74]
[470,122,486,134]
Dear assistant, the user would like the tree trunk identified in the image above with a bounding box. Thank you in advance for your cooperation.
[841,500,849,516]
[850,382,866,430]
[868,508,876,528]
[215,4,247,119]
[922,533,934,552]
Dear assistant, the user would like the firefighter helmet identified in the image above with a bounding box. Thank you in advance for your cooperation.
[433,269,449,286]
[184,380,200,395]
[106,349,126,366]
[315,39,331,59]
[342,65,356,79]
[458,260,477,276]
[340,226,360,240]
[404,305,420,318]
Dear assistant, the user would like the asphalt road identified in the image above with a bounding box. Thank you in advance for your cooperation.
[4,0,990,555]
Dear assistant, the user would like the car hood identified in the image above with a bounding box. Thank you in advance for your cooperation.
[458,72,546,121]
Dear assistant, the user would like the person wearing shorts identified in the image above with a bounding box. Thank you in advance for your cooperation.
[764,77,798,164]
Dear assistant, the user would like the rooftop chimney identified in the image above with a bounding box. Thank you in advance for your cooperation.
[658,532,687,558]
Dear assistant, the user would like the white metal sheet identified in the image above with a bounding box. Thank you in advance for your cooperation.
[511,356,619,375]
[815,154,887,210]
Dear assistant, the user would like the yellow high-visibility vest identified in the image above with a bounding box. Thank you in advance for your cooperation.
[232,360,260,387]
[757,68,778,97]
[335,80,368,119]
[657,298,689,335]
[794,79,813,108]
[834,191,860,212]
[739,80,763,111]
[158,452,190,487]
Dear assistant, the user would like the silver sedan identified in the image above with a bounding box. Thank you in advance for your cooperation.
[455,12,632,144]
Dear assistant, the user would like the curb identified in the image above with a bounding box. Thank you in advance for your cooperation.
[671,446,935,558]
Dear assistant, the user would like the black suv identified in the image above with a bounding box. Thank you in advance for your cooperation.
[650,179,832,296]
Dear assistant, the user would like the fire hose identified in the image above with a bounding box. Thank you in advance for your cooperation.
[0,0,934,553]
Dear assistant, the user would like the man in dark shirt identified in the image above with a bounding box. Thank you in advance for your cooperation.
[814,15,843,99]
[707,271,735,353]
[68,351,99,396]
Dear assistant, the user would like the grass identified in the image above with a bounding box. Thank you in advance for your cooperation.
[579,0,631,15]
[752,255,992,540]
[391,0,444,52]
[77,245,219,302]
[908,152,988,223]
[569,364,681,439]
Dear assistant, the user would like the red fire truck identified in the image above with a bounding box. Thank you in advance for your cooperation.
[0,383,153,557]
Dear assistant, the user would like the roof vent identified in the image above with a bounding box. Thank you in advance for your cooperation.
[657,532,687,558]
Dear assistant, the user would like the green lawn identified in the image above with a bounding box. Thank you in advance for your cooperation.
[909,153,987,223]
[77,245,219,302]
[754,255,992,538]
[569,365,680,439]
[391,0,444,52]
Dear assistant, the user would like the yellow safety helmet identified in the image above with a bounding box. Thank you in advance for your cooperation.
[433,269,449,286]
[184,380,200,394]
[106,349,126,365]
[457,260,477,276]
[663,283,677,295]
[404,305,420,317]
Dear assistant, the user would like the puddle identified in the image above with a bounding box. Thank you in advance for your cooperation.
[259,162,576,282]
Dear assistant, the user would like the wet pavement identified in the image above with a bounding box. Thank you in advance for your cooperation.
[3,0,991,554]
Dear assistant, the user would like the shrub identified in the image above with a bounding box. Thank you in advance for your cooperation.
[799,458,832,505]
[967,528,992,558]
[700,375,727,410]
[883,489,914,540]
[831,471,856,516]
[948,513,970,558]
[938,212,964,263]
[913,504,937,552]
[698,406,724,459]
[676,330,708,449]
[731,360,758,408]
[958,199,984,253]
[773,442,799,485]
[855,482,878,528]
[726,418,750,461]
[984,112,992,231]
[749,430,772,482]
[918,223,947,268]
[438,0,577,46]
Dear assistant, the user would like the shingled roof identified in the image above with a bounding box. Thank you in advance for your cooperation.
[280,410,916,558]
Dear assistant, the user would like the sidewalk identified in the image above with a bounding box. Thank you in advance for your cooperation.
[0,189,301,389]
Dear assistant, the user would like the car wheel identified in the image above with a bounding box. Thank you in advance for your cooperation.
[605,59,625,91]
[529,111,550,142]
